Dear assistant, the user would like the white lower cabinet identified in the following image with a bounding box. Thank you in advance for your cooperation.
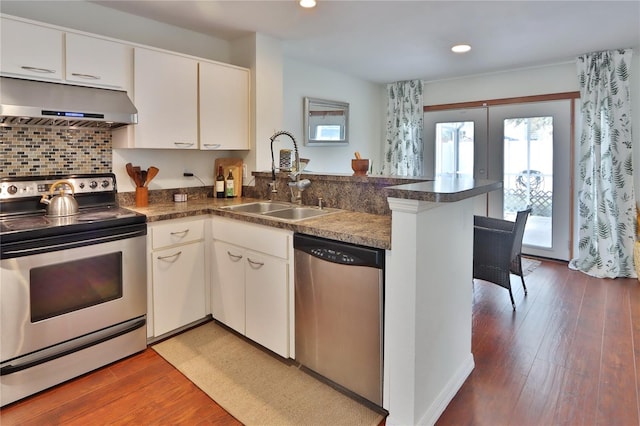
[149,217,206,338]
[211,217,291,358]
[245,250,288,355]
[211,240,245,334]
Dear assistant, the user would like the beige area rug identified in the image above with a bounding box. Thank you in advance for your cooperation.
[152,322,385,426]
[522,257,542,276]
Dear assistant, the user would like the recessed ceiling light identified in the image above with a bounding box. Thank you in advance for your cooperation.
[451,44,471,53]
[300,0,316,8]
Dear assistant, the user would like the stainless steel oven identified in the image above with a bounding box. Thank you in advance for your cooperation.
[0,174,147,406]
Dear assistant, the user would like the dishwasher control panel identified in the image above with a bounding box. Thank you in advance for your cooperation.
[310,248,359,264]
[294,233,384,269]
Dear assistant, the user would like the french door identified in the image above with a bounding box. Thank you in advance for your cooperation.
[423,107,488,215]
[424,100,572,261]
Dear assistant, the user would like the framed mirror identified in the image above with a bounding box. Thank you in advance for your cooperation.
[303,97,349,146]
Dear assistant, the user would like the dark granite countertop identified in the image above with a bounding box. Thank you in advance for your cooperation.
[126,197,392,250]
[123,176,500,250]
[385,177,502,202]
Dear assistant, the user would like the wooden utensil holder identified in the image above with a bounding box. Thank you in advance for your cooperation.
[135,187,148,207]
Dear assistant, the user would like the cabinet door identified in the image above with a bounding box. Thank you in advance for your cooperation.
[65,33,132,90]
[245,250,289,357]
[0,18,63,81]
[211,241,246,334]
[132,48,198,149]
[199,62,250,150]
[152,241,206,336]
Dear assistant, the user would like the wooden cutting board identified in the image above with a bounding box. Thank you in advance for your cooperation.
[214,158,243,198]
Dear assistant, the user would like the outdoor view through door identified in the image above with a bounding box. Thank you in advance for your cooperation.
[435,122,474,177]
[503,117,553,249]
[425,99,572,261]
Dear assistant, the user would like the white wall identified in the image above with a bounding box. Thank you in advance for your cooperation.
[283,58,384,174]
[424,61,579,104]
[231,33,286,179]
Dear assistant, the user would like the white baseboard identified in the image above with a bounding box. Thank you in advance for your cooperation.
[419,353,475,426]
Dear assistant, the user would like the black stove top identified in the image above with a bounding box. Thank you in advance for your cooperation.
[0,173,146,245]
[0,205,146,242]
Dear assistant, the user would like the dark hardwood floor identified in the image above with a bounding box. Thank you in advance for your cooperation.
[2,259,639,425]
[439,259,640,425]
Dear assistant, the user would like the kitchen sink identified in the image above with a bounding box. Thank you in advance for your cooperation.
[223,202,292,214]
[223,202,336,221]
[262,207,332,221]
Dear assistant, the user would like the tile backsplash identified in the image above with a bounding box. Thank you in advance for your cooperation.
[1,126,112,176]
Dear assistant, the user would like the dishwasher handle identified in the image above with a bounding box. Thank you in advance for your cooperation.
[293,233,384,269]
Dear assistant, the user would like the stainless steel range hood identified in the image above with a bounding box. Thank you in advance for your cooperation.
[0,77,137,129]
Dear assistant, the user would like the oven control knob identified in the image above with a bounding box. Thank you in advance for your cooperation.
[78,182,85,189]
[89,181,98,189]
[101,180,110,188]
[7,185,18,195]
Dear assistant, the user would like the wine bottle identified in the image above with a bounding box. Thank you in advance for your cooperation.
[216,166,225,198]
[226,169,235,198]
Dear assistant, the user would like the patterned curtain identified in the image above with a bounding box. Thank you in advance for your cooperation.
[382,80,424,176]
[569,49,636,278]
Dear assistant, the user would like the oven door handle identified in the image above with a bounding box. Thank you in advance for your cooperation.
[0,317,146,376]
[2,230,145,257]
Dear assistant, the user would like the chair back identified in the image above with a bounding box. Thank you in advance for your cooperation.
[510,208,532,260]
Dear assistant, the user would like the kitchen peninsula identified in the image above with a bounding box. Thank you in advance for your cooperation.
[383,177,501,425]
[124,173,500,426]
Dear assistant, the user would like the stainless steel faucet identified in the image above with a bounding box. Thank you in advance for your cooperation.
[269,130,311,204]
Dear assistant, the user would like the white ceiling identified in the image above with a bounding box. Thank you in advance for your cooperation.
[94,1,640,84]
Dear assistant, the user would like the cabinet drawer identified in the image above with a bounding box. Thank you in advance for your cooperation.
[151,218,204,249]
[211,217,290,260]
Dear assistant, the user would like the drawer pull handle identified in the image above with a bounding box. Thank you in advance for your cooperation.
[70,72,101,80]
[227,251,243,261]
[170,229,189,236]
[203,143,222,149]
[247,258,264,267]
[21,66,56,74]
[174,142,195,147]
[157,251,182,261]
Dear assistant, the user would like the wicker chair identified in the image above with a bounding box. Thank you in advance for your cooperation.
[473,208,532,310]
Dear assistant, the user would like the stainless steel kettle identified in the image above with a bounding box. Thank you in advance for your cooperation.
[40,180,79,216]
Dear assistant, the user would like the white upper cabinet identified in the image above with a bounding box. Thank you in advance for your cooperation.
[65,33,132,91]
[1,18,132,91]
[114,47,198,149]
[2,16,251,151]
[199,62,250,150]
[1,18,63,81]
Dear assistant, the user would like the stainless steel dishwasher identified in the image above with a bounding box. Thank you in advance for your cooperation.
[294,233,384,406]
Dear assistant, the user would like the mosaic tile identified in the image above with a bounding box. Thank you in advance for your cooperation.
[1,126,112,176]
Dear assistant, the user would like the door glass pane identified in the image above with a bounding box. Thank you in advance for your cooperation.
[435,121,474,177]
[503,117,553,248]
